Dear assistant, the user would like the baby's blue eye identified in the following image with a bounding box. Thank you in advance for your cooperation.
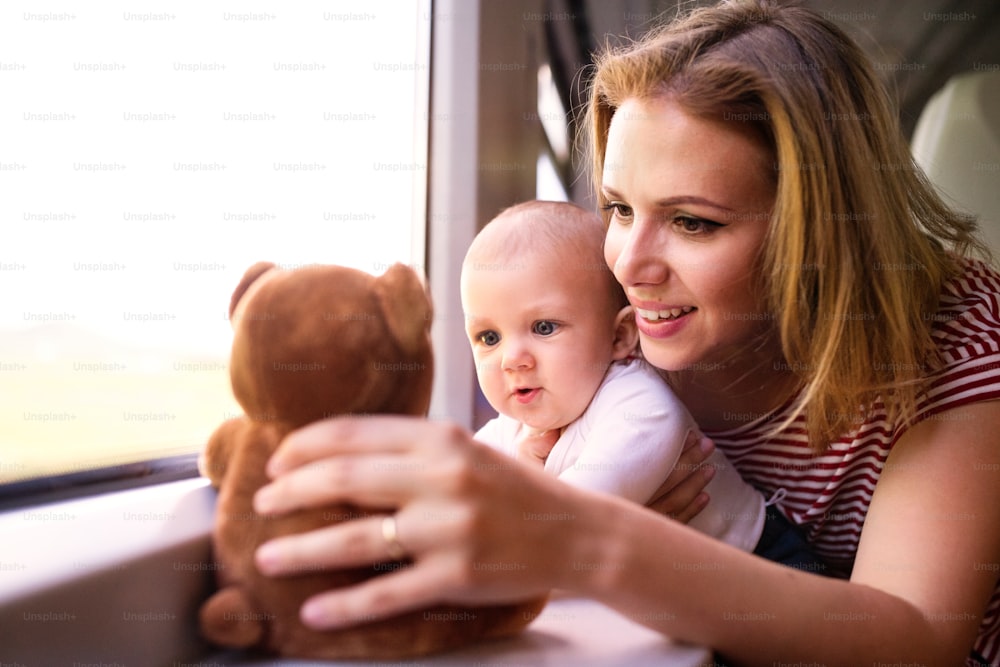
[532,320,557,336]
[478,330,500,346]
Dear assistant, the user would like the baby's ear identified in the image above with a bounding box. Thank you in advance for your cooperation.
[229,262,277,321]
[373,263,432,354]
[611,305,639,361]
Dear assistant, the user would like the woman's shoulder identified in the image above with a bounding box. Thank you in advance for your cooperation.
[915,256,1000,421]
[929,256,1000,365]
[937,255,999,312]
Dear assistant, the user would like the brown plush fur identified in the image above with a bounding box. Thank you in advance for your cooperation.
[198,261,546,659]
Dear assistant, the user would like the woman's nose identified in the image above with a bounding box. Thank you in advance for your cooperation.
[609,219,668,287]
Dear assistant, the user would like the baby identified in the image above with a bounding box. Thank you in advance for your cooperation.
[461,200,765,552]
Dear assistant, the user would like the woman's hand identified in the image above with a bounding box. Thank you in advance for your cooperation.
[645,431,715,523]
[251,416,590,630]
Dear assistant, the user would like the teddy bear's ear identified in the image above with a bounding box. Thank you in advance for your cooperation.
[373,263,432,354]
[229,262,277,320]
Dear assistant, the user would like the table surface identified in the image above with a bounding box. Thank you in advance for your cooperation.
[205,592,713,666]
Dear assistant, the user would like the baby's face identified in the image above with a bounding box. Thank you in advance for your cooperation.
[461,256,618,432]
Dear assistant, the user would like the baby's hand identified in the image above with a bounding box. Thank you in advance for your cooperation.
[515,428,558,469]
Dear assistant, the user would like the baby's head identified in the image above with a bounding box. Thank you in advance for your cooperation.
[461,200,637,433]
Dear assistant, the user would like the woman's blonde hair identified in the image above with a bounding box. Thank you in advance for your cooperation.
[585,0,987,449]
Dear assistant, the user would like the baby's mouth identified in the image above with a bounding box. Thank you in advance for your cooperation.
[514,387,540,403]
[635,306,696,321]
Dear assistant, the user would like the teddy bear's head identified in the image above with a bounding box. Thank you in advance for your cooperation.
[228,261,433,426]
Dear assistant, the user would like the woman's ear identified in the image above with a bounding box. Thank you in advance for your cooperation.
[611,305,639,361]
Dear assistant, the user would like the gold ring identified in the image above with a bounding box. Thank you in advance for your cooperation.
[381,515,406,560]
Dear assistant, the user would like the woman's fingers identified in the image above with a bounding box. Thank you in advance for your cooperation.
[256,501,459,575]
[298,555,462,630]
[646,432,715,522]
[254,453,422,515]
[659,481,711,524]
[266,415,461,477]
[257,516,394,576]
[255,417,476,515]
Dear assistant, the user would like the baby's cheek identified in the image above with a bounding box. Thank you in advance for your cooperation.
[478,366,506,405]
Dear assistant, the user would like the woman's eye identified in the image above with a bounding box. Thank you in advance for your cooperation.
[478,330,500,346]
[601,201,632,221]
[675,216,723,235]
[532,320,558,336]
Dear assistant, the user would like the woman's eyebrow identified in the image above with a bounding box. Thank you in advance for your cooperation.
[655,196,734,213]
[601,187,734,213]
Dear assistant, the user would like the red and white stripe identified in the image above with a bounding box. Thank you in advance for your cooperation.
[708,258,1000,665]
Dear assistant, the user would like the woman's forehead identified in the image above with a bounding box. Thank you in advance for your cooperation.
[602,97,775,207]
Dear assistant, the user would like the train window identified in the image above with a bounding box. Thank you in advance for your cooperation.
[0,1,430,491]
[536,63,571,201]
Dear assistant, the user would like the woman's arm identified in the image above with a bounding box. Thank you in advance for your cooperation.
[586,399,1000,665]
[253,401,1000,665]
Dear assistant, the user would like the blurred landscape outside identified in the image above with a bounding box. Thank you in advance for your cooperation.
[0,1,427,483]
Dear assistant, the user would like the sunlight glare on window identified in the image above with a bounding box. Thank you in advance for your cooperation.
[0,1,429,484]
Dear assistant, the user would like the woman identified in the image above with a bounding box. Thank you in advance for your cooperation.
[251,1,1000,664]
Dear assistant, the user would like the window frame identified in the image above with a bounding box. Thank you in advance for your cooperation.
[0,452,200,511]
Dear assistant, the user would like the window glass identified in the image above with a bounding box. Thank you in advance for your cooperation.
[537,152,569,202]
[535,63,569,201]
[0,1,429,484]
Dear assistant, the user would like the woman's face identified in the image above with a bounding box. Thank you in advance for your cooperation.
[602,96,777,377]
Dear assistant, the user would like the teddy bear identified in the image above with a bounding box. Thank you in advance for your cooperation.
[197,261,546,659]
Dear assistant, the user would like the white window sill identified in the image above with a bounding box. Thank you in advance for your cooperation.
[0,477,217,665]
[0,477,712,667]
[203,592,712,666]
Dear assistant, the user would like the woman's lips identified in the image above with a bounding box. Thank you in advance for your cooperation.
[633,306,696,338]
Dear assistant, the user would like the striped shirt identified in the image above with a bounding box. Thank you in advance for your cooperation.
[707,257,1000,665]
